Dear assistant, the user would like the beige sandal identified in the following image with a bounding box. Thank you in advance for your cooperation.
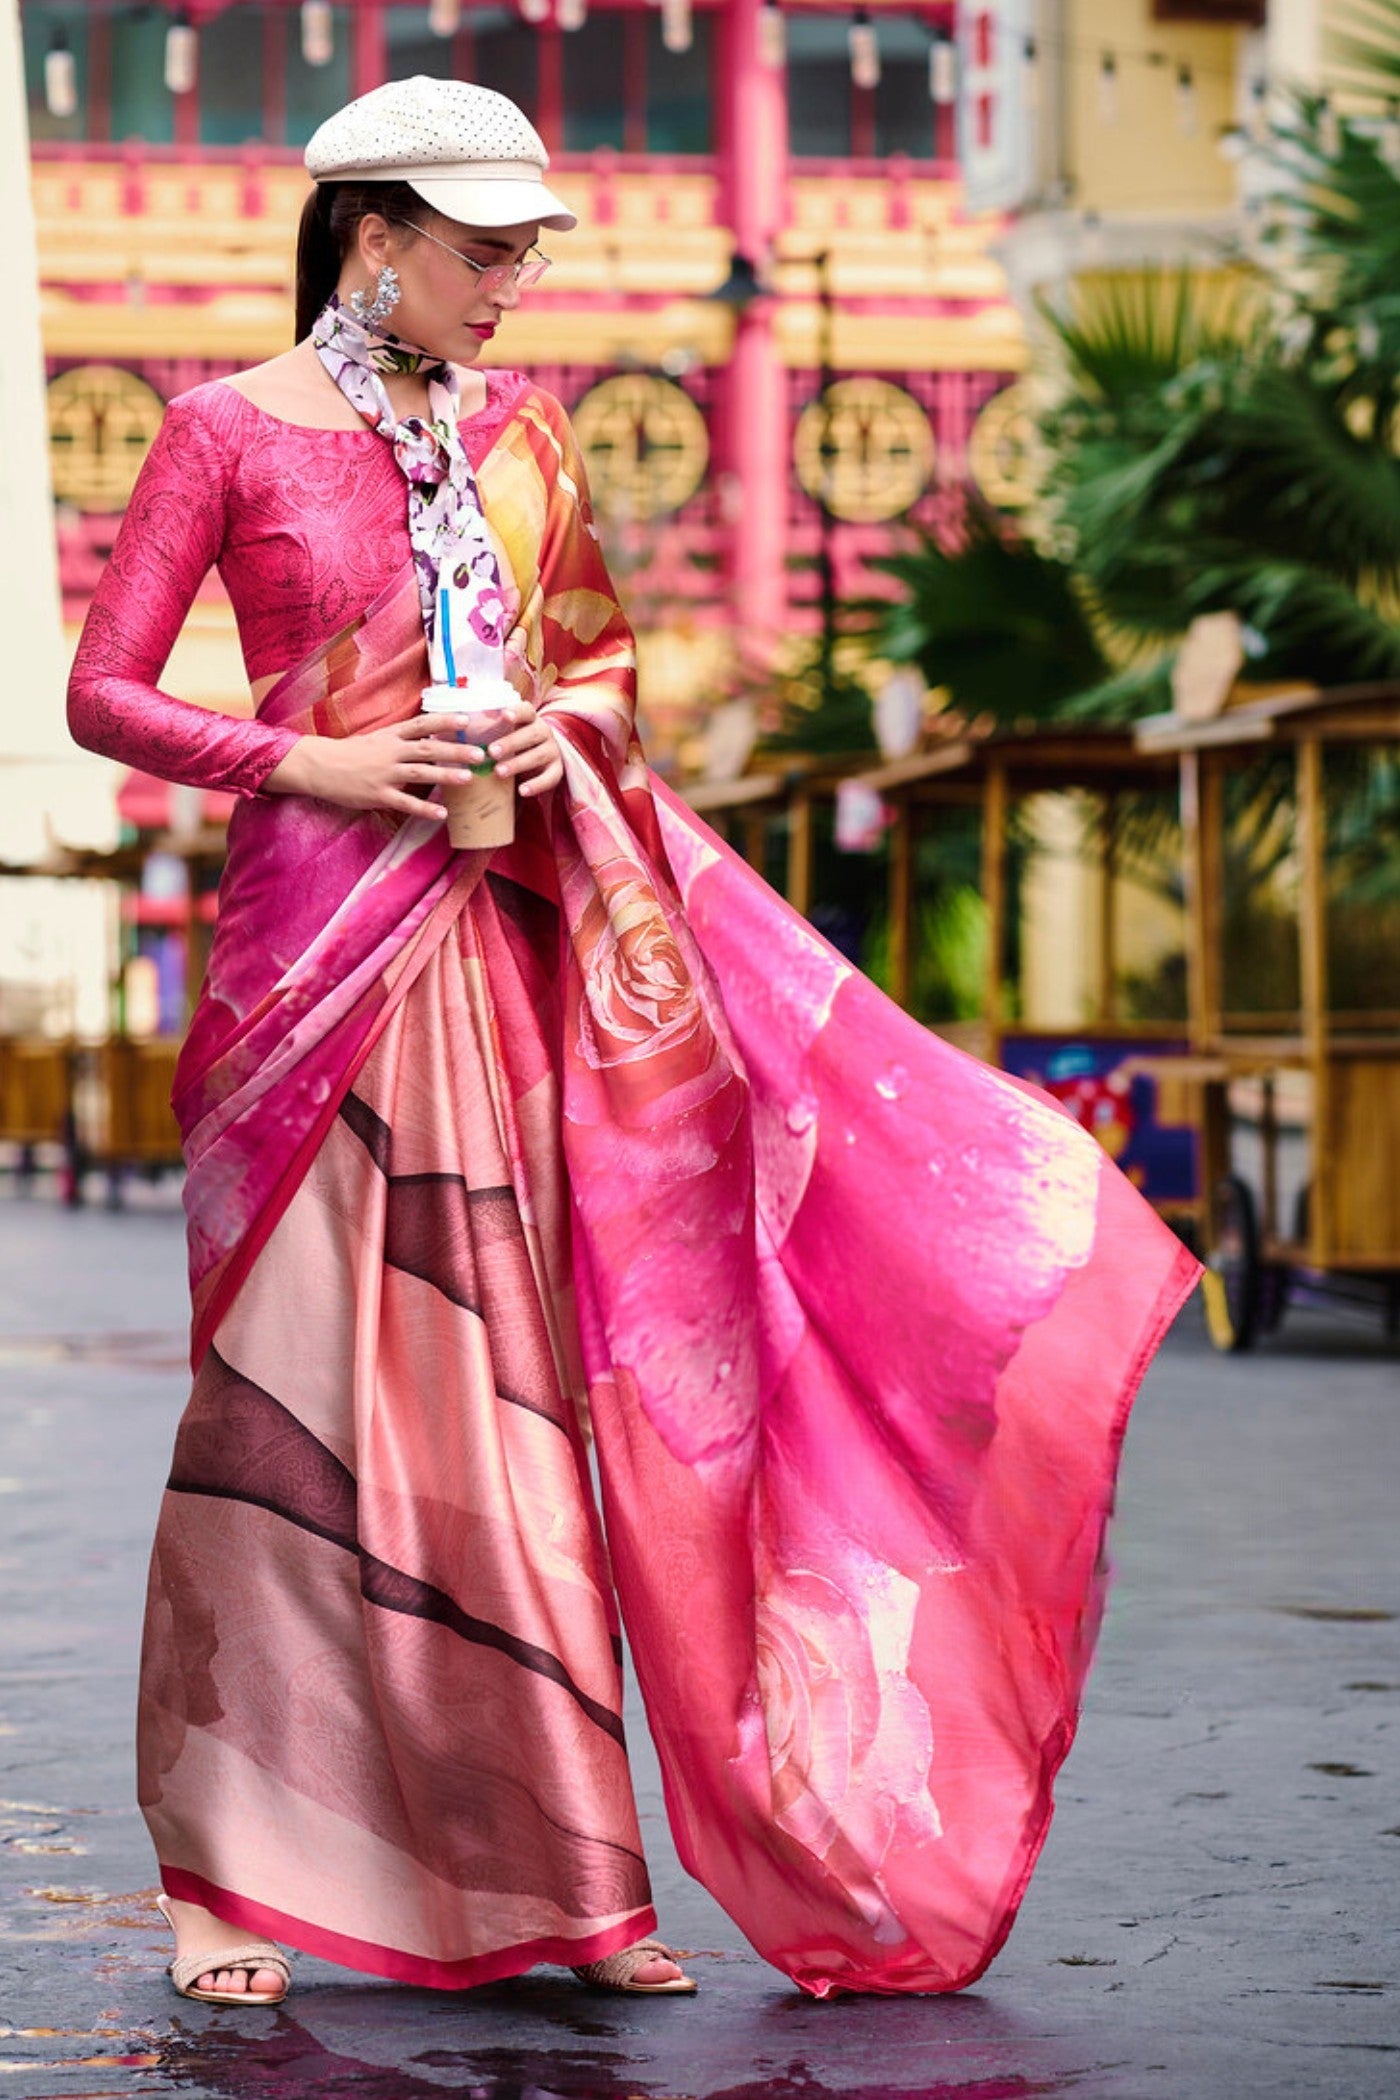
[571,1936,697,1995]
[156,1892,291,2007]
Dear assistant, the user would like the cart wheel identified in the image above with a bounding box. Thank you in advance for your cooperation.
[1202,1175,1262,1353]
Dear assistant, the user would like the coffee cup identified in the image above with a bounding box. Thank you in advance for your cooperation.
[420,678,519,848]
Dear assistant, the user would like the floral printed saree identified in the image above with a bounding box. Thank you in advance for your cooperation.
[138,386,1199,1998]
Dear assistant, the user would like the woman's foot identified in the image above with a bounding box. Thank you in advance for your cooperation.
[156,1892,289,2002]
[572,1935,697,1995]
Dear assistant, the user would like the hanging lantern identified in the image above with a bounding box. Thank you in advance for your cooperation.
[661,0,692,55]
[758,0,785,71]
[1176,63,1197,139]
[1096,51,1118,127]
[928,27,956,107]
[556,0,588,29]
[519,0,550,21]
[849,8,879,92]
[429,0,462,33]
[164,10,198,96]
[44,31,78,119]
[301,2,334,68]
[834,779,891,855]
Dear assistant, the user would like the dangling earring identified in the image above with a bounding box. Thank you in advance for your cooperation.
[349,265,401,328]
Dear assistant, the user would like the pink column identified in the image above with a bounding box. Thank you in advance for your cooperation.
[351,5,386,97]
[716,0,789,661]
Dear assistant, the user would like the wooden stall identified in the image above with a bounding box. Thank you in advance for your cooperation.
[0,829,205,1203]
[0,1035,76,1188]
[1135,683,1400,1350]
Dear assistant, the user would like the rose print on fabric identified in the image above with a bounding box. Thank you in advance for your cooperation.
[574,865,704,1073]
[750,1554,941,1937]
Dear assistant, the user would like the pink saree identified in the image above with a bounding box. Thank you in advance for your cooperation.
[138,403,1198,1999]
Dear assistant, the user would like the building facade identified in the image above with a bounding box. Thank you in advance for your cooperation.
[15,0,1328,1043]
[22,0,1027,769]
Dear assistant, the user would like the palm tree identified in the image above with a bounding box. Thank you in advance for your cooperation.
[869,73,1400,719]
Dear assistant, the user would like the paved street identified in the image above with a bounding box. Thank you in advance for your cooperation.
[0,1183,1396,2100]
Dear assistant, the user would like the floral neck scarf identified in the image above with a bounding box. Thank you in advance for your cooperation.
[312,295,508,686]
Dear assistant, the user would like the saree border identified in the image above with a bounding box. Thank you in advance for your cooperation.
[161,1865,659,1993]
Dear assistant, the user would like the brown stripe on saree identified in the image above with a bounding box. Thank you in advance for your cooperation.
[139,894,655,1983]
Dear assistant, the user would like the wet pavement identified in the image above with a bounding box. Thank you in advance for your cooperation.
[0,1185,1396,2099]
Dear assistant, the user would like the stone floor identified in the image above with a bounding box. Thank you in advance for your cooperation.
[0,1183,1396,2099]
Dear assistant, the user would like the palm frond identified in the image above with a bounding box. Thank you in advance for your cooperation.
[753,646,879,757]
[1051,659,1176,725]
[866,508,1109,727]
[1261,95,1400,390]
[1207,560,1400,683]
[1328,0,1400,96]
[1201,366,1400,585]
[1034,265,1262,405]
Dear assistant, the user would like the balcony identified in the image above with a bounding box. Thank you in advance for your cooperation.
[32,142,1022,370]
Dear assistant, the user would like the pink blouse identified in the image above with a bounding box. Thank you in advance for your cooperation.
[67,371,531,798]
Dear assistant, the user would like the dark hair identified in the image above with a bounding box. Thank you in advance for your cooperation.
[294,180,425,342]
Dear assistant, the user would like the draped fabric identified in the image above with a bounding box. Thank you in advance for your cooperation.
[136,382,1198,1997]
[144,829,659,1986]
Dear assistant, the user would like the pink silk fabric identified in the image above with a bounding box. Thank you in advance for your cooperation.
[170,560,1198,1997]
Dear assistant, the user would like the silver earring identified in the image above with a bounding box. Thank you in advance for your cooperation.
[350,265,401,328]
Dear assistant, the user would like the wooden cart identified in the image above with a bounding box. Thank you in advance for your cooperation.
[1135,684,1400,1350]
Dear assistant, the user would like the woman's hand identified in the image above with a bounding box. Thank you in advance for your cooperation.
[262,703,563,818]
[263,716,490,821]
[484,699,564,798]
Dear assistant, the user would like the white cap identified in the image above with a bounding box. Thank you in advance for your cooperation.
[305,76,577,232]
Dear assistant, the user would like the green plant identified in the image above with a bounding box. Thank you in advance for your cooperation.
[749,638,880,758]
[862,87,1400,899]
[866,502,1109,729]
[861,885,989,1024]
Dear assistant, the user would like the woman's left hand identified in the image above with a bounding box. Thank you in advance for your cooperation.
[488,701,563,797]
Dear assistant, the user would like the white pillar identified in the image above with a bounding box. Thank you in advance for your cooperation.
[0,4,114,1043]
[0,0,113,859]
[0,0,67,764]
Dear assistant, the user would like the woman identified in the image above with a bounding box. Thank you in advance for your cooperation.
[68,76,1199,2009]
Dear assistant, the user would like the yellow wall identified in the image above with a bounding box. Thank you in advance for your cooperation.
[1067,0,1247,217]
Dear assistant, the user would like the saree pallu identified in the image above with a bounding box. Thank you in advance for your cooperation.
[140,560,1199,1999]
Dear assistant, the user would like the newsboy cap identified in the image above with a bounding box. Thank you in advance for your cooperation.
[305,76,577,232]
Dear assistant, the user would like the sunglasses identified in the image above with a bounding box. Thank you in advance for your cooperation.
[395,220,552,295]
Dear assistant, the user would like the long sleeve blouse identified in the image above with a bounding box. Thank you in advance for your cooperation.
[66,370,566,798]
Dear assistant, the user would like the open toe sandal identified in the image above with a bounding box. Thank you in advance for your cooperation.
[571,1937,697,1995]
[156,1892,291,2007]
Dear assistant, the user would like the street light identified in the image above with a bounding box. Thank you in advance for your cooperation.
[808,248,837,693]
[705,251,766,315]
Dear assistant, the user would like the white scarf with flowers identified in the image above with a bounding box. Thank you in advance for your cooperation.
[312,295,509,686]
